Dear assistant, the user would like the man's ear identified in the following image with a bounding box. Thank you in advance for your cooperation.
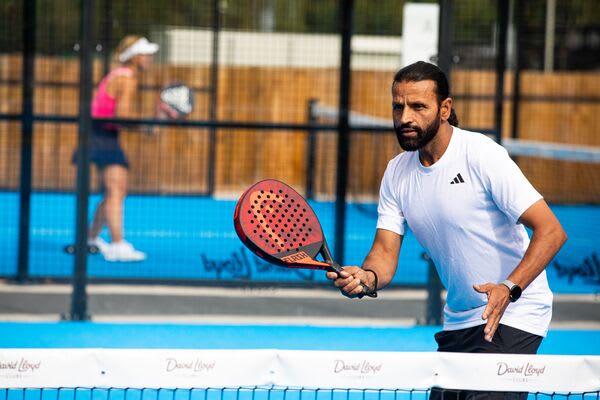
[440,97,452,121]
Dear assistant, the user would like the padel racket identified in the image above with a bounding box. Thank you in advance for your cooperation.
[158,83,194,118]
[234,179,377,298]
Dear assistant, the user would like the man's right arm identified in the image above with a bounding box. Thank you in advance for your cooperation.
[327,228,403,297]
[362,228,403,289]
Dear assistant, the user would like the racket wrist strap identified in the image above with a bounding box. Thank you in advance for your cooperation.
[363,268,378,291]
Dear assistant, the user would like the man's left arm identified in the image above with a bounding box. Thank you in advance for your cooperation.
[473,198,567,342]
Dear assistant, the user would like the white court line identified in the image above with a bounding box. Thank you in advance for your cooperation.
[0,313,417,327]
[0,283,428,300]
[0,314,64,322]
[552,294,600,302]
[549,321,600,329]
[0,283,597,302]
[1,313,599,330]
[91,315,419,327]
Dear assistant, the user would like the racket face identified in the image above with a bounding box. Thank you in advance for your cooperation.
[234,180,329,270]
[160,83,194,116]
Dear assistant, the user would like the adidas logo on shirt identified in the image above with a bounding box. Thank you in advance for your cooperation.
[450,173,465,184]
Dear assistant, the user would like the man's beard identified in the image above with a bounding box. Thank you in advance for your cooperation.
[394,112,441,152]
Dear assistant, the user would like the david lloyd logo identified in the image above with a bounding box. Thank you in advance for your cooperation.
[165,358,216,373]
[0,358,41,373]
[333,359,383,375]
[497,362,546,377]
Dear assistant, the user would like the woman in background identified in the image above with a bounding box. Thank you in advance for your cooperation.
[81,35,159,262]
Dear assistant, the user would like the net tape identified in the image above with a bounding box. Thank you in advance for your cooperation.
[0,349,598,393]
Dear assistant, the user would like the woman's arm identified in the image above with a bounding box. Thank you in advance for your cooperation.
[113,75,138,118]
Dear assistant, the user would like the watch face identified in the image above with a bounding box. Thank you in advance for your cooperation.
[510,285,522,302]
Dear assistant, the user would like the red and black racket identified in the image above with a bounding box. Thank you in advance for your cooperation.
[234,179,377,298]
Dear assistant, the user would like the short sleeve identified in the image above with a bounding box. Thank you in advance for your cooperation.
[483,145,543,224]
[376,160,406,235]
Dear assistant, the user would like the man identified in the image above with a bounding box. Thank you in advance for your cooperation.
[327,61,567,357]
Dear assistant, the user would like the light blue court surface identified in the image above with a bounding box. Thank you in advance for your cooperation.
[0,192,599,293]
[0,323,598,355]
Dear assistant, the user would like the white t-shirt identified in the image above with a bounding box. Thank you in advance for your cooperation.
[377,127,552,337]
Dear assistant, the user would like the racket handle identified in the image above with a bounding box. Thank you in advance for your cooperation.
[358,284,378,298]
[328,264,377,299]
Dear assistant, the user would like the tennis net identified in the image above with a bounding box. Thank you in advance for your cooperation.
[309,102,600,205]
[1,349,599,400]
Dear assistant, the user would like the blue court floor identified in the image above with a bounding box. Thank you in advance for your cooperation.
[1,322,598,355]
[1,192,599,293]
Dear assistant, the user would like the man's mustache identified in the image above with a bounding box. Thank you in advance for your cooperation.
[395,123,421,134]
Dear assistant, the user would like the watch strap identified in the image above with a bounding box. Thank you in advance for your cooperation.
[500,279,516,290]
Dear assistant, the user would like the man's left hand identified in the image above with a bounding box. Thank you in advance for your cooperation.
[473,283,511,342]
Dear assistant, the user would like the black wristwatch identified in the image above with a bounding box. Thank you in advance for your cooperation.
[500,279,522,302]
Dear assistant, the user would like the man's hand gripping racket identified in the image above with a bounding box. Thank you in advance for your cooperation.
[234,179,377,298]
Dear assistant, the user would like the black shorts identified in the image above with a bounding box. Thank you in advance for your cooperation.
[430,324,543,400]
[72,123,129,170]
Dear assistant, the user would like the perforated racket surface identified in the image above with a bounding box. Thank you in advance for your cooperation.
[234,179,376,298]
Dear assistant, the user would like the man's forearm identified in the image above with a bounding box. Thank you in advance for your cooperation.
[358,229,402,291]
[508,225,567,290]
[362,252,397,290]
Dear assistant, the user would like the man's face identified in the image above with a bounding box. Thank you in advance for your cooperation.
[392,80,442,152]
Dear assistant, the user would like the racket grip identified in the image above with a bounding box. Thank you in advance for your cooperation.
[329,264,377,299]
[358,285,378,298]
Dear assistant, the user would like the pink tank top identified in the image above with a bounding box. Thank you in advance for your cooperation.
[91,67,134,118]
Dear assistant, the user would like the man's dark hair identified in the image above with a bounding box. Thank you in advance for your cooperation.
[392,61,459,126]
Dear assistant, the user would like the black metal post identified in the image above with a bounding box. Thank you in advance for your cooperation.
[207,0,220,195]
[70,0,95,321]
[493,0,509,144]
[305,99,318,199]
[415,0,453,321]
[510,0,523,140]
[101,0,113,76]
[422,253,443,325]
[437,0,453,76]
[334,0,353,265]
[16,0,36,282]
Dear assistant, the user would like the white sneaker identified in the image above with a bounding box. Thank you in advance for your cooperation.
[88,237,108,254]
[102,240,146,262]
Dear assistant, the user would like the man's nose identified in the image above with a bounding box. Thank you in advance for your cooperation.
[399,109,414,126]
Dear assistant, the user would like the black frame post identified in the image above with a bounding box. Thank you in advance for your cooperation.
[17,0,36,283]
[418,0,455,324]
[437,0,453,76]
[207,0,221,195]
[494,0,510,144]
[334,0,353,264]
[70,0,95,321]
[422,252,443,325]
[510,0,524,140]
[305,98,318,200]
[101,0,113,76]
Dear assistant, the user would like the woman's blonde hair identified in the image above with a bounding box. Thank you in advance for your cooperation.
[113,35,144,64]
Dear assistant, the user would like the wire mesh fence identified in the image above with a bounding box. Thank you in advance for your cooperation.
[0,1,598,308]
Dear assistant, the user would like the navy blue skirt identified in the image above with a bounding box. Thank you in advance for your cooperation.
[72,123,129,169]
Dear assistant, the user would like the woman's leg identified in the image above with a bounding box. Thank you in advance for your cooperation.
[101,164,128,243]
[88,169,107,240]
[99,164,145,261]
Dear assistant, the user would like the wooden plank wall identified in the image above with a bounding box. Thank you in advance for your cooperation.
[0,55,598,203]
